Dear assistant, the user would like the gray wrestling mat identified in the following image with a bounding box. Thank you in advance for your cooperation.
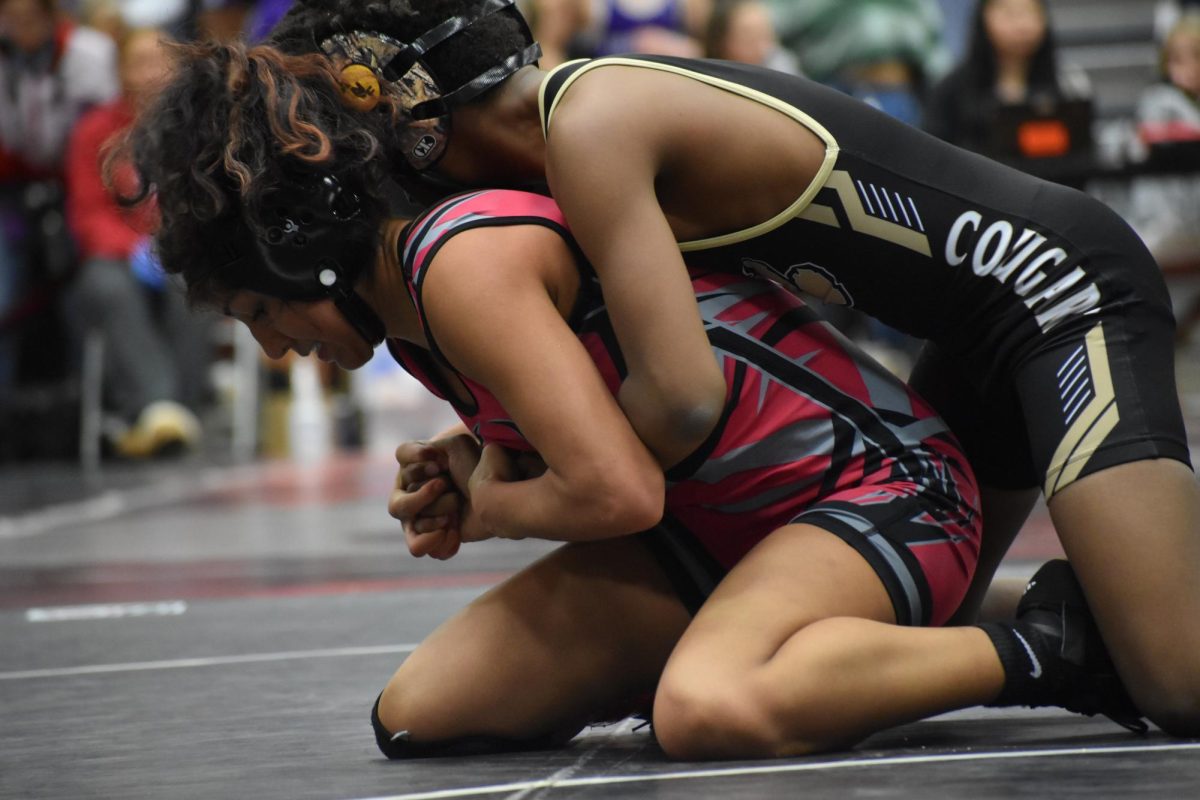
[3,381,1200,799]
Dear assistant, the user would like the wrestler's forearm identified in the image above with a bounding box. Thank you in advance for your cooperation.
[470,462,664,542]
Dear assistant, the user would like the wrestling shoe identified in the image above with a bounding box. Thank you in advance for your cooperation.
[981,559,1148,732]
[110,400,201,459]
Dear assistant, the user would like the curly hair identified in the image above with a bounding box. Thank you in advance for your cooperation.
[269,0,532,94]
[117,39,396,307]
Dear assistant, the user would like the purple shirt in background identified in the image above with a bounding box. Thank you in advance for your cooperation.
[244,0,295,42]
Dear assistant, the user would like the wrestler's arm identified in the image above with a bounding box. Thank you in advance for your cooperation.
[420,222,665,542]
[544,77,727,469]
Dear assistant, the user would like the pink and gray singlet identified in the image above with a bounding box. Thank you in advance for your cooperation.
[388,189,981,626]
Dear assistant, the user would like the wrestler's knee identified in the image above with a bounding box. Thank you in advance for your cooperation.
[652,668,839,760]
[1126,660,1200,737]
[370,682,576,760]
[652,671,773,760]
[371,669,445,758]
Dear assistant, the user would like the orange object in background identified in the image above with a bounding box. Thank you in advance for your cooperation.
[1017,118,1071,158]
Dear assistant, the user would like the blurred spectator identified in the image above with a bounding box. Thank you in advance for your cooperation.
[0,0,118,392]
[89,0,254,43]
[73,0,199,39]
[767,1,947,370]
[110,0,190,30]
[77,0,123,40]
[1128,13,1200,314]
[925,0,1091,152]
[936,0,976,63]
[242,0,293,42]
[767,0,949,127]
[532,0,711,67]
[703,0,798,74]
[1157,0,1200,42]
[61,27,210,458]
[525,0,584,67]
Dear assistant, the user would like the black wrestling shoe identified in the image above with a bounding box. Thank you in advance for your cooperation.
[982,559,1148,733]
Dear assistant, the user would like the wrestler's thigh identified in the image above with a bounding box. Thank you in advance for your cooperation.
[378,534,692,742]
[663,523,895,683]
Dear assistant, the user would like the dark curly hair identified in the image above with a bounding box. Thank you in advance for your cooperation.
[117,39,396,307]
[269,0,532,95]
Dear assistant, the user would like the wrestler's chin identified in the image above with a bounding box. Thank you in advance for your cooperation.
[320,343,372,371]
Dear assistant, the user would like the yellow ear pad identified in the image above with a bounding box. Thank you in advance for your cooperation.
[339,63,382,111]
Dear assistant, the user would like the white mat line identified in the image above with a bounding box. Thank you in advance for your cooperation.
[504,719,641,800]
[348,742,1200,800]
[26,600,189,622]
[0,643,418,680]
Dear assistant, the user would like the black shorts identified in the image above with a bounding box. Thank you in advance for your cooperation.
[896,175,1192,494]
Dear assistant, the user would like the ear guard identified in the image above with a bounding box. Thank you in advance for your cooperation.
[211,171,387,347]
[320,0,541,173]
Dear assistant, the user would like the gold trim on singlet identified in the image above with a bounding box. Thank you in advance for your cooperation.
[1044,323,1120,497]
[538,57,840,253]
[817,171,932,256]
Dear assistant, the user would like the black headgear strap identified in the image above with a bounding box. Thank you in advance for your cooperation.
[412,41,541,120]
[372,0,542,120]
[321,265,387,347]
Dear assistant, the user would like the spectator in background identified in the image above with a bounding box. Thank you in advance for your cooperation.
[78,0,198,39]
[77,0,123,39]
[924,0,1090,154]
[0,0,117,391]
[1128,13,1200,342]
[61,27,208,458]
[243,0,294,42]
[767,0,948,128]
[1137,13,1200,153]
[764,1,943,368]
[1157,0,1200,42]
[524,0,584,67]
[703,0,797,74]
[533,0,710,68]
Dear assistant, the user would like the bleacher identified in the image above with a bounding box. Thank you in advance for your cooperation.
[1050,0,1162,120]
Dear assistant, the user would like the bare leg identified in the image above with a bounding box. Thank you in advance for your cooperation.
[377,535,692,746]
[1047,459,1200,735]
[948,486,1041,625]
[976,575,1029,623]
[652,525,1004,760]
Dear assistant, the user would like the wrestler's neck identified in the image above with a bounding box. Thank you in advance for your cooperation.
[361,218,426,346]
[440,66,547,186]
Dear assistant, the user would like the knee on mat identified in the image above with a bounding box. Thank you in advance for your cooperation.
[370,677,453,759]
[369,686,573,760]
[371,692,414,759]
[652,673,826,760]
[370,680,450,759]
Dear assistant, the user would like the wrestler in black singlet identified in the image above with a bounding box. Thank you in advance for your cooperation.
[540,54,1190,495]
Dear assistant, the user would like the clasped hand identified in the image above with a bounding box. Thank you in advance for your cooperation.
[388,434,525,559]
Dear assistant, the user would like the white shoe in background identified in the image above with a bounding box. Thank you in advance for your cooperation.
[112,400,202,459]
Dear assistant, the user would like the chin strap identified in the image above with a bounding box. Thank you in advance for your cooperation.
[328,280,386,347]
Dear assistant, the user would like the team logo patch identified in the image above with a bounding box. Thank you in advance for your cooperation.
[741,258,853,307]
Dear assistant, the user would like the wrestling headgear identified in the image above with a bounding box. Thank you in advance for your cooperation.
[320,0,541,173]
[212,170,387,347]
